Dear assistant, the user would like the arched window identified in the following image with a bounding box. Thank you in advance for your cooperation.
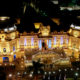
[3,48,6,52]
[13,46,15,51]
[39,40,42,49]
[48,39,51,48]
[54,37,56,45]
[60,36,63,45]
[24,38,27,46]
[31,37,34,46]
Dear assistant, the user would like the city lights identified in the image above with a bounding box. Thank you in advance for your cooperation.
[17,72,20,75]
[9,74,12,77]
[38,71,40,74]
[24,72,27,75]
[59,69,61,72]
[0,16,10,21]
[1,1,80,80]
[29,74,33,77]
[53,71,56,74]
[76,68,79,70]
[64,69,67,71]
[71,68,73,71]
[44,72,47,75]
[49,72,51,75]
[75,73,79,77]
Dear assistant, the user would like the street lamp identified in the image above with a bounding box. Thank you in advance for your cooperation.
[24,72,27,75]
[29,74,33,77]
[59,69,61,72]
[53,71,55,74]
[38,71,40,74]
[49,72,51,75]
[75,73,78,77]
[48,76,50,80]
[9,74,12,78]
[17,72,20,75]
[71,68,73,71]
[43,75,45,79]
[5,64,7,66]
[76,68,79,70]
[64,69,67,71]
[31,71,33,74]
[74,72,78,80]
[8,73,12,80]
[44,72,47,75]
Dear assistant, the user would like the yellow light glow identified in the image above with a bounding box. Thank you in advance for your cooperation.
[31,46,34,48]
[16,18,20,24]
[40,26,50,36]
[34,23,42,29]
[0,16,10,21]
[52,18,60,25]
[11,32,16,39]
[42,31,49,36]
[75,49,78,52]
[69,29,72,33]
[73,31,79,37]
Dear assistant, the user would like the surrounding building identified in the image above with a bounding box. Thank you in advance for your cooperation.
[0,23,80,63]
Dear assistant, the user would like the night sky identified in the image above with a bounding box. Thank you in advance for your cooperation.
[0,0,80,32]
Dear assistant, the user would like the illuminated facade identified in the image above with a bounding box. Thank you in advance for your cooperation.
[0,24,80,63]
[68,24,80,51]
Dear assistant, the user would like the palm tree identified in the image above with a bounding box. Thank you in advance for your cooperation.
[23,0,39,14]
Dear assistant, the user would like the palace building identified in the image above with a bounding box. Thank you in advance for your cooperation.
[0,23,80,63]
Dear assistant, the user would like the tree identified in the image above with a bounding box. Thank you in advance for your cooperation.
[27,59,44,79]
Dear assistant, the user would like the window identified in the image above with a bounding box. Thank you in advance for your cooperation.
[24,38,27,46]
[48,39,51,48]
[39,40,42,49]
[3,48,6,52]
[54,37,56,45]
[31,37,34,46]
[60,36,63,45]
[13,46,15,51]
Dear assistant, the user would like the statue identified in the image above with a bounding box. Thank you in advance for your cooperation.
[38,25,50,36]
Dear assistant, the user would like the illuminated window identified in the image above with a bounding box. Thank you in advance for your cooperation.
[3,57,9,62]
[39,40,42,49]
[54,37,56,45]
[24,38,27,46]
[66,38,68,44]
[3,48,6,52]
[31,37,34,46]
[60,36,63,45]
[48,39,51,48]
[13,46,15,51]
[14,54,16,60]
